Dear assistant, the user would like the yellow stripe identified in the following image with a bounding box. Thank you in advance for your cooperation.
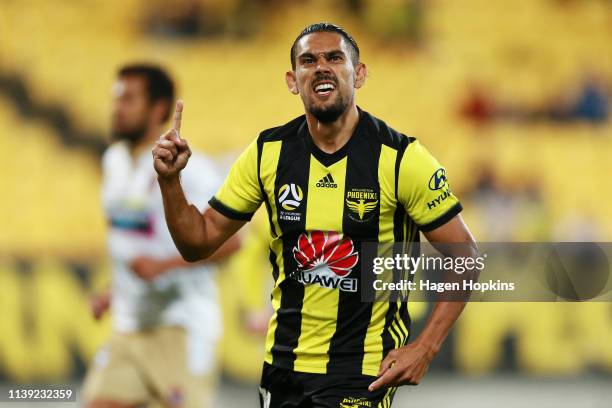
[363,145,398,375]
[377,386,396,408]
[292,156,347,373]
[377,145,398,243]
[388,317,402,349]
[259,141,284,362]
[392,311,407,346]
[396,305,409,345]
[362,301,390,376]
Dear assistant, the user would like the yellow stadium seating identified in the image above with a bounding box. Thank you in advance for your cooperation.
[0,0,611,252]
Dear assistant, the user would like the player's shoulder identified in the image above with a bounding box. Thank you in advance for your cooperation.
[360,109,416,151]
[257,114,307,144]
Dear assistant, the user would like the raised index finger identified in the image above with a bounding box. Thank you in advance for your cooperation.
[173,99,183,135]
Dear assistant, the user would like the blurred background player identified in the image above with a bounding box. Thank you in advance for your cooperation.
[82,64,240,408]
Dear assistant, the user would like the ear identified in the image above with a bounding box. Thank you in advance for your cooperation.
[285,71,299,95]
[354,62,367,89]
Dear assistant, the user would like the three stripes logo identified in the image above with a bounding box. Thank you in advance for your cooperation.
[316,173,337,188]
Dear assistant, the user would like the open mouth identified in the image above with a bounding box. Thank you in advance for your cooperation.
[313,81,336,96]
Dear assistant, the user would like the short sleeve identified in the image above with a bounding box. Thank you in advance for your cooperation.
[208,139,262,221]
[397,140,462,231]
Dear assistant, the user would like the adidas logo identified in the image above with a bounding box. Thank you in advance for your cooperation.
[316,173,337,188]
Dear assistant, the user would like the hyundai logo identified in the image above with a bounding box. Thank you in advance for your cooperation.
[429,168,447,190]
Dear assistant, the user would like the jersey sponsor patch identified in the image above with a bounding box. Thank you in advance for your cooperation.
[429,168,447,190]
[340,397,373,407]
[278,183,304,221]
[345,188,378,222]
[427,187,453,210]
[278,183,303,210]
[292,231,358,292]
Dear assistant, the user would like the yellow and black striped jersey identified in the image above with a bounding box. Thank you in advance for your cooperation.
[209,108,462,376]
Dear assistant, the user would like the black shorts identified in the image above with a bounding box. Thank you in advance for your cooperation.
[258,362,397,408]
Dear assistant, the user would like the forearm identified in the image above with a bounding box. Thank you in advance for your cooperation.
[418,216,477,356]
[158,175,210,261]
[162,234,241,269]
[204,234,240,262]
[414,301,466,355]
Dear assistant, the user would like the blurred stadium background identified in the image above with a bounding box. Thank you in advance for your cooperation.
[1,0,611,406]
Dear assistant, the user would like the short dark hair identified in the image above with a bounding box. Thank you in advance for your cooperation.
[290,23,360,70]
[118,64,175,121]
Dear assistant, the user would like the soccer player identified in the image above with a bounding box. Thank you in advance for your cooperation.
[83,64,239,408]
[152,23,477,407]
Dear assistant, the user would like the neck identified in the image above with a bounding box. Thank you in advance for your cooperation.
[305,104,359,154]
[128,126,161,159]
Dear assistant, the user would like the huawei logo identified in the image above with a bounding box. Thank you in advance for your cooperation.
[291,231,359,292]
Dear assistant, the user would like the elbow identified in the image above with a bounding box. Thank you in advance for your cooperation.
[467,236,478,257]
[177,242,210,263]
[181,251,203,263]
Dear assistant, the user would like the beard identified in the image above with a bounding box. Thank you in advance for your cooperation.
[306,73,351,123]
[308,95,350,124]
[111,124,147,144]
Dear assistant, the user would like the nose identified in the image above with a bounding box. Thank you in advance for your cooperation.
[315,55,332,74]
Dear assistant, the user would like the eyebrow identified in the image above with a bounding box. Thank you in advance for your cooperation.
[298,49,346,61]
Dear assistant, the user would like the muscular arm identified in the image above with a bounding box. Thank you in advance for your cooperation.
[415,215,476,356]
[370,214,476,391]
[153,101,250,262]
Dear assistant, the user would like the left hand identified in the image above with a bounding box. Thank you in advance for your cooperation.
[131,256,168,281]
[368,341,437,391]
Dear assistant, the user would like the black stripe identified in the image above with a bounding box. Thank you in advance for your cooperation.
[208,197,254,221]
[399,301,411,343]
[327,119,381,374]
[257,137,278,238]
[269,246,279,284]
[270,134,310,370]
[400,217,415,341]
[392,137,410,242]
[328,173,335,183]
[419,202,463,232]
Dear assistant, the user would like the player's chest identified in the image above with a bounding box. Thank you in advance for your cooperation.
[262,153,395,238]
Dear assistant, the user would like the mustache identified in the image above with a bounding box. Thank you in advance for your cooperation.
[311,73,338,88]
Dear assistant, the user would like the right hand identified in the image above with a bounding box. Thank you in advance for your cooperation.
[152,100,192,179]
